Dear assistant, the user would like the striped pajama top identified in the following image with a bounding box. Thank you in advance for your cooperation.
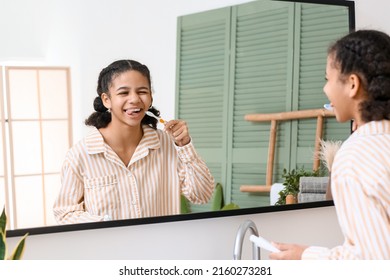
[303,120,390,259]
[53,125,215,224]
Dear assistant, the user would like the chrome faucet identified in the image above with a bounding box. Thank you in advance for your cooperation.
[233,219,260,260]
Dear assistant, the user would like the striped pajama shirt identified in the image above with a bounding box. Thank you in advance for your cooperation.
[53,125,215,224]
[303,120,390,259]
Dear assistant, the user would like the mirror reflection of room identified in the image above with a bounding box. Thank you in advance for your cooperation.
[0,0,352,230]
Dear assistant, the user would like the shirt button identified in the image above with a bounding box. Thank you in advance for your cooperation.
[132,199,137,205]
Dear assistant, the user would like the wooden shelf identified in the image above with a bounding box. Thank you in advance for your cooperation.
[240,108,336,193]
[240,185,271,193]
[245,108,335,122]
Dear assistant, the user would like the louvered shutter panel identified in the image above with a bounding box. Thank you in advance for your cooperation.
[291,3,351,170]
[228,1,294,208]
[176,8,231,212]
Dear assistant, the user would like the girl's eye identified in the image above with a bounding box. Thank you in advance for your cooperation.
[138,91,149,95]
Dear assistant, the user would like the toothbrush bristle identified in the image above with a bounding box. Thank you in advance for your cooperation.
[146,110,164,123]
[324,104,333,111]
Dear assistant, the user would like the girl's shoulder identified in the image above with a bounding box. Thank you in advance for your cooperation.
[65,127,103,159]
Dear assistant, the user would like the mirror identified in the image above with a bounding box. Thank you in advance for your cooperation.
[1,0,354,233]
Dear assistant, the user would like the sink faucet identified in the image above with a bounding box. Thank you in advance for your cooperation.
[233,219,260,260]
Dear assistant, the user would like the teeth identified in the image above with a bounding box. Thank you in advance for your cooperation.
[125,108,141,114]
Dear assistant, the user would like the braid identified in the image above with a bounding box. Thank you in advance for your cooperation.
[329,30,390,121]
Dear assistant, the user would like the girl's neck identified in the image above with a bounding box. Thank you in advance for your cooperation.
[99,122,144,149]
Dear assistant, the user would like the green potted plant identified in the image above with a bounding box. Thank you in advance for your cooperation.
[211,183,240,211]
[275,167,320,205]
[0,207,28,260]
[181,182,240,213]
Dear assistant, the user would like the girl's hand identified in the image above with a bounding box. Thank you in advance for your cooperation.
[268,242,308,260]
[165,120,191,147]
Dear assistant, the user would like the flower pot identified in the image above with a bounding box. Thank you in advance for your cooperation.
[285,194,297,204]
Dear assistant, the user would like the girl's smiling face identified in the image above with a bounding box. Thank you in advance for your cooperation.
[102,70,152,127]
[323,55,355,123]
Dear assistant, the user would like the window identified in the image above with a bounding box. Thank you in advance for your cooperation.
[0,66,72,229]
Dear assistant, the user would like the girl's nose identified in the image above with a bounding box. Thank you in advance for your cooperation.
[127,91,141,103]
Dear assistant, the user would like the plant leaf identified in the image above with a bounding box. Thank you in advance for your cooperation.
[180,194,190,214]
[211,183,223,211]
[8,233,28,260]
[0,207,6,235]
[0,231,6,260]
[221,203,240,210]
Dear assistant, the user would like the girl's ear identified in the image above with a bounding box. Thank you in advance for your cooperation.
[348,74,361,98]
[101,93,111,110]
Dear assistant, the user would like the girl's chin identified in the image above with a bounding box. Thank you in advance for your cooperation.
[335,116,350,123]
[113,116,143,127]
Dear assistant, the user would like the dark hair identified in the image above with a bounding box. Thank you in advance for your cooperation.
[328,30,390,122]
[85,59,160,129]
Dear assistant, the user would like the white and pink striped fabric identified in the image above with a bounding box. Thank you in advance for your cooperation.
[303,120,390,259]
[53,125,215,224]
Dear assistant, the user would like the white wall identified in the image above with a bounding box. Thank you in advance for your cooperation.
[354,0,390,33]
[0,0,253,142]
[4,0,390,260]
[8,206,342,260]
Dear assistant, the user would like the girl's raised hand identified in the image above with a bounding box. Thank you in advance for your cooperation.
[164,120,191,147]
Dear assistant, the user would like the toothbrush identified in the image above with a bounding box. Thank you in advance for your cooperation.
[324,103,333,111]
[145,110,166,124]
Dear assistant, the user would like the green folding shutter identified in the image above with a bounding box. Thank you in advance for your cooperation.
[291,3,351,170]
[176,7,231,212]
[228,0,295,208]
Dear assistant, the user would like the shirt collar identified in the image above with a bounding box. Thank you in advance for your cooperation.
[85,127,105,154]
[85,125,161,155]
[353,120,390,137]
